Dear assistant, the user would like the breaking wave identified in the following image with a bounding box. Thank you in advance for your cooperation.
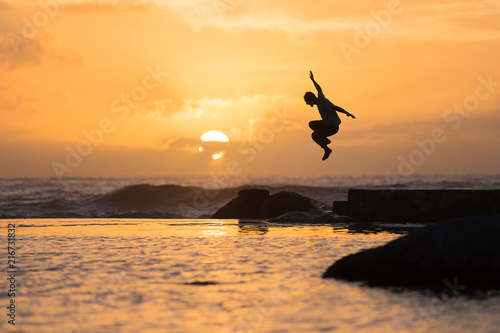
[1,174,499,218]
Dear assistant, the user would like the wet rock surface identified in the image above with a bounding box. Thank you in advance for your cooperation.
[323,215,500,294]
[211,189,326,219]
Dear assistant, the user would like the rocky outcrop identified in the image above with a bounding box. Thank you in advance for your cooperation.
[323,215,500,294]
[211,189,269,219]
[211,189,326,219]
[259,191,324,218]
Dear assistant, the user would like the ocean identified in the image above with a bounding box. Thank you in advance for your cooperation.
[1,174,500,332]
[2,174,500,218]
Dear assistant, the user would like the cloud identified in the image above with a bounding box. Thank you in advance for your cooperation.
[130,93,293,122]
[60,0,158,13]
[0,33,44,68]
[0,0,10,10]
[169,99,206,120]
[158,135,183,151]
[167,0,500,41]
[130,98,175,120]
[339,108,500,146]
[376,0,500,42]
[155,96,300,156]
[449,13,500,32]
[174,2,356,38]
[0,83,29,113]
[0,30,82,69]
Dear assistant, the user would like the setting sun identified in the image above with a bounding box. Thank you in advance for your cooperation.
[201,131,229,142]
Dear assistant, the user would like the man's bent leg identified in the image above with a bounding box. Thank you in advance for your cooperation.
[309,120,323,132]
[312,131,332,161]
[312,131,328,148]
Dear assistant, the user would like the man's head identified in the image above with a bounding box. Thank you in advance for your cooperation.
[304,91,316,107]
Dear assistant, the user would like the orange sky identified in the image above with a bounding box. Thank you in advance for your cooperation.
[1,0,500,179]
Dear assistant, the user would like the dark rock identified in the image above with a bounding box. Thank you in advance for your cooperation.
[238,189,270,213]
[210,197,243,218]
[323,215,500,293]
[211,189,269,219]
[211,189,326,219]
[259,191,325,219]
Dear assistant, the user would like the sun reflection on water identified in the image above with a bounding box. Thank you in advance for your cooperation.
[13,219,495,333]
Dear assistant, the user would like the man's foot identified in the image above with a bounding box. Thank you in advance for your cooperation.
[322,147,332,161]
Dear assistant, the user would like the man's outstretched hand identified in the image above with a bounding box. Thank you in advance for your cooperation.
[309,70,323,93]
[347,113,356,119]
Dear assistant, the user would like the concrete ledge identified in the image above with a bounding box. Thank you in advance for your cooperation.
[333,189,500,222]
[332,201,350,216]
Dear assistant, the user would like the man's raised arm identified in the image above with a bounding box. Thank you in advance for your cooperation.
[334,105,356,119]
[309,71,322,94]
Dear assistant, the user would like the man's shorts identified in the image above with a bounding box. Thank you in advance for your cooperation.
[309,120,339,137]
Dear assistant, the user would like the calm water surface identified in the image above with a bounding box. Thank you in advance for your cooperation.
[2,219,499,333]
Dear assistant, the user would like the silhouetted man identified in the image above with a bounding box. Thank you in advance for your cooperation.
[304,71,355,160]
